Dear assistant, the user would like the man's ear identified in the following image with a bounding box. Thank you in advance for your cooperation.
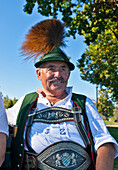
[36,69,41,80]
[67,71,70,79]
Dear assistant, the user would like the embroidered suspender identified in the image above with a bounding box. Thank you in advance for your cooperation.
[25,107,91,152]
[72,94,96,166]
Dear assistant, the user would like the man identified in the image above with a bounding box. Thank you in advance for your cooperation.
[4,19,118,169]
[0,96,8,167]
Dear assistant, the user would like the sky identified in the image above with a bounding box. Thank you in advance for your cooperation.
[0,0,96,100]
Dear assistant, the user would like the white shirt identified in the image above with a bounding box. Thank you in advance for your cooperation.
[0,96,9,136]
[6,87,118,158]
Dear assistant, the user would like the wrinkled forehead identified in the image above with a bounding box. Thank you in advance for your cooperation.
[41,61,69,69]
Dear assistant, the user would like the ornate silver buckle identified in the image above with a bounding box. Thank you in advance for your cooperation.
[36,141,91,170]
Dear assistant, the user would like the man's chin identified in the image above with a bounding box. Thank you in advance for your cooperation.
[51,87,63,91]
[49,86,65,92]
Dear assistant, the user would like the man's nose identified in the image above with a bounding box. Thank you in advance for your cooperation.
[54,70,62,77]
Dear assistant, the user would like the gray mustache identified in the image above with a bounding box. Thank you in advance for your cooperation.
[48,77,66,83]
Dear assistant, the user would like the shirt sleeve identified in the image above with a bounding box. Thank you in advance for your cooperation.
[85,97,118,158]
[6,96,24,126]
[0,96,9,136]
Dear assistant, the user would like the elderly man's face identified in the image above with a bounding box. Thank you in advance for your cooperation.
[36,61,70,95]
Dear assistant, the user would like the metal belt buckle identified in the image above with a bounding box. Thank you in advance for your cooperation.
[36,141,91,170]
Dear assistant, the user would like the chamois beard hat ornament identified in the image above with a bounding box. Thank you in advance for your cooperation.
[21,19,75,71]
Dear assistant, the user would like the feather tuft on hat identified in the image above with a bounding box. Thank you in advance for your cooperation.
[21,19,66,61]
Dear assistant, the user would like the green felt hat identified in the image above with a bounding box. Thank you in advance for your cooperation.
[34,46,75,71]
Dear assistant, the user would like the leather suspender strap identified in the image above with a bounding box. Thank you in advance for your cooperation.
[25,109,37,154]
[25,112,37,154]
[73,112,90,148]
[72,93,96,166]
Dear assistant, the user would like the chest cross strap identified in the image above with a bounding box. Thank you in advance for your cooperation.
[25,107,90,153]
[72,93,96,166]
[72,107,90,148]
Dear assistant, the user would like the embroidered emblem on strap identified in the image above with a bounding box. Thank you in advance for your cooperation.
[28,107,82,123]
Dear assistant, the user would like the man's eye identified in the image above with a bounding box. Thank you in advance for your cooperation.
[48,68,55,71]
[60,68,66,72]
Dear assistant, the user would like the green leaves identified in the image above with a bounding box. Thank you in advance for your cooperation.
[3,96,18,109]
[77,27,118,102]
[24,0,36,14]
[23,0,117,44]
[98,88,114,119]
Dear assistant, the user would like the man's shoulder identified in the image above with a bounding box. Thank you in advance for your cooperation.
[25,91,38,97]
[23,92,39,101]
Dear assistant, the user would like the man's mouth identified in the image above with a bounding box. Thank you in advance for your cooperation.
[52,80,62,84]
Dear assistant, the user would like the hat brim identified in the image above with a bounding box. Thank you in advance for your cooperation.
[34,55,75,71]
[34,59,75,71]
[34,46,75,71]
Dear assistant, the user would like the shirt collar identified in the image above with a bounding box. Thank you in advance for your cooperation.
[37,87,73,110]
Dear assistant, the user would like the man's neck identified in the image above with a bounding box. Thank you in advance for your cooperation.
[42,89,68,105]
